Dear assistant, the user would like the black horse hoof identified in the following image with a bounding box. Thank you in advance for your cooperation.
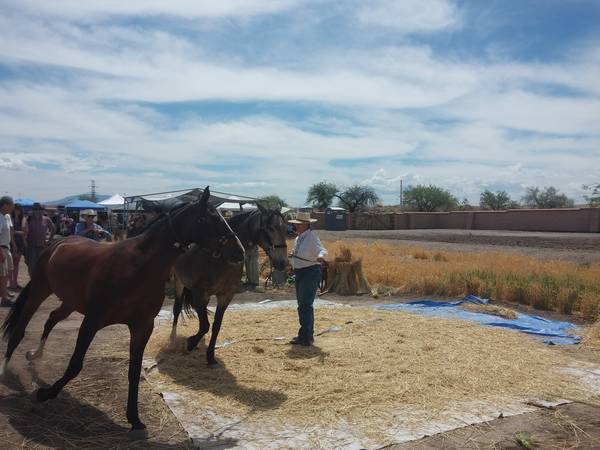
[186,339,198,352]
[128,427,148,440]
[32,387,52,403]
[207,361,220,369]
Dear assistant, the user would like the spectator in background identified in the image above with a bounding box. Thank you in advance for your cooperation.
[9,203,26,291]
[75,209,112,241]
[0,196,15,307]
[127,214,146,238]
[24,202,56,277]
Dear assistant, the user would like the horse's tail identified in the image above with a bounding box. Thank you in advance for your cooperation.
[1,282,31,340]
[181,287,195,318]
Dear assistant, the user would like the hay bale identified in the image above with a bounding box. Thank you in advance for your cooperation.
[326,246,371,295]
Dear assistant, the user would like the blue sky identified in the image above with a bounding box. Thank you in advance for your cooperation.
[1,0,599,205]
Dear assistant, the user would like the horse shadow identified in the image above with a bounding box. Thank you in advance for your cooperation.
[155,341,287,412]
[0,362,231,449]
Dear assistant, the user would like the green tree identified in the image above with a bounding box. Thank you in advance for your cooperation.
[479,190,514,210]
[522,186,574,209]
[306,181,338,210]
[458,197,474,211]
[335,184,380,212]
[402,185,458,212]
[583,183,600,206]
[258,194,287,210]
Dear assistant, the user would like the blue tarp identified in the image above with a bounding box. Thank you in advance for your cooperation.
[65,200,106,209]
[374,295,581,345]
[14,198,35,207]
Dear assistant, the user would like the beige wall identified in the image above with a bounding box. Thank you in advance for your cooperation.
[312,208,600,233]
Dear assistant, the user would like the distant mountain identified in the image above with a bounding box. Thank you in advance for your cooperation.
[46,194,110,205]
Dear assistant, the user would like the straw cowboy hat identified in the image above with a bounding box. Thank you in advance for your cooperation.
[80,209,97,221]
[288,211,317,224]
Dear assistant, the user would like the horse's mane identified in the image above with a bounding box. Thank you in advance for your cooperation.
[137,202,189,234]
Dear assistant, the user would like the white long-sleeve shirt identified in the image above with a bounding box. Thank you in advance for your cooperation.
[290,229,328,269]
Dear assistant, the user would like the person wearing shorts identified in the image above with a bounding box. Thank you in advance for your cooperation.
[0,196,15,307]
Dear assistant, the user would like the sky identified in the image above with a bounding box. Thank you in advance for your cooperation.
[1,0,599,206]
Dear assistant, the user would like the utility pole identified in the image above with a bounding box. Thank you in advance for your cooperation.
[399,179,403,210]
[90,179,97,202]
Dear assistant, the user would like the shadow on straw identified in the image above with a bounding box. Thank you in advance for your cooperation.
[0,363,187,449]
[155,342,287,412]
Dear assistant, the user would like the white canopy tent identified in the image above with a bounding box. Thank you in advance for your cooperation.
[99,194,125,208]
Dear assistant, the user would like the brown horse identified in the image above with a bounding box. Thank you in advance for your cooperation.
[169,204,288,365]
[0,187,245,439]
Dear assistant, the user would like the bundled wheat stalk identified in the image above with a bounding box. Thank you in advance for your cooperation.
[326,246,371,295]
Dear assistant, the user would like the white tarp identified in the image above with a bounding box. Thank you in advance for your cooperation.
[217,202,257,211]
[98,193,125,207]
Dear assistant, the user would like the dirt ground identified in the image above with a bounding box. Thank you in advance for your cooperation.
[319,229,600,263]
[1,236,600,450]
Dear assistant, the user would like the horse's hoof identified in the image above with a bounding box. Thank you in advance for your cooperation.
[128,427,149,440]
[32,388,50,403]
[25,350,41,361]
[207,362,220,369]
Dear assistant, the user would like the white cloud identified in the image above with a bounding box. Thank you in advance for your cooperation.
[0,1,598,205]
[4,0,300,20]
[357,0,461,32]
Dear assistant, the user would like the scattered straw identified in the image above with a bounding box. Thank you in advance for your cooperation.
[141,307,593,442]
[462,303,518,320]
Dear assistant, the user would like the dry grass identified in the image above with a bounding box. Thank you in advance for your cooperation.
[143,308,593,443]
[582,316,600,349]
[323,240,600,317]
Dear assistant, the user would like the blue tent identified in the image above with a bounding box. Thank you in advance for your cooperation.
[65,200,106,209]
[14,198,35,207]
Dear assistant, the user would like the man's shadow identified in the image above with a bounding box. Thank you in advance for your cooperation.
[0,362,233,449]
[285,344,329,364]
[155,341,287,412]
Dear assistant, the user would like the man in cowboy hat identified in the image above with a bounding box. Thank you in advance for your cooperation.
[75,209,112,242]
[23,202,55,277]
[288,211,328,346]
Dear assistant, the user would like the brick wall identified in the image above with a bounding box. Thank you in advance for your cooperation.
[312,208,600,233]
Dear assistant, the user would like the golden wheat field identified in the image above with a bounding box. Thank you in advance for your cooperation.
[319,240,600,318]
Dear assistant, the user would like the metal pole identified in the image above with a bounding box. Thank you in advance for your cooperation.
[400,179,403,209]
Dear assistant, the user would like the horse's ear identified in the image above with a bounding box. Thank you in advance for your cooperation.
[256,202,267,214]
[199,186,210,208]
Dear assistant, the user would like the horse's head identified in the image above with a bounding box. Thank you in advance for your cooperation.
[176,187,245,265]
[254,203,288,271]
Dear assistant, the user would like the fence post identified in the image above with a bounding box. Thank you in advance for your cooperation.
[590,208,600,233]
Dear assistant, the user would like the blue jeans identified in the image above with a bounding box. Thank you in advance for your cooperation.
[294,265,321,342]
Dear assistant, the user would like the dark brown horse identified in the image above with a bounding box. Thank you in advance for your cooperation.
[0,187,245,439]
[169,204,287,366]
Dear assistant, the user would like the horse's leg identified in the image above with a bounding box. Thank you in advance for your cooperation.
[169,293,183,350]
[126,320,154,440]
[186,293,210,352]
[34,315,99,402]
[206,294,232,368]
[1,279,52,376]
[26,304,73,361]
